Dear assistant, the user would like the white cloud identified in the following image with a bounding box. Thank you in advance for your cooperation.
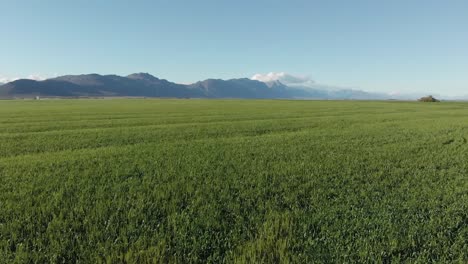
[251,72,359,92]
[27,74,48,81]
[0,73,53,84]
[251,72,315,86]
[0,76,19,83]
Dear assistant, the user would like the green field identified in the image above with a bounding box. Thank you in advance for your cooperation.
[0,99,467,263]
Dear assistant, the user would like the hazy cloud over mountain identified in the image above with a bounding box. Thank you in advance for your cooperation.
[251,72,315,86]
[0,76,15,84]
[251,72,393,99]
[27,74,49,81]
[251,72,355,92]
[0,74,49,84]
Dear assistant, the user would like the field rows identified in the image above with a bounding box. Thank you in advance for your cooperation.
[0,99,467,262]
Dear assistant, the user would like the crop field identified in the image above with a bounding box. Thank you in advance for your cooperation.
[0,99,467,263]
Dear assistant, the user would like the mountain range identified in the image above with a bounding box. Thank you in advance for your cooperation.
[0,73,389,99]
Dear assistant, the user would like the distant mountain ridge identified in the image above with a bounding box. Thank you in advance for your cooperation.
[0,73,384,99]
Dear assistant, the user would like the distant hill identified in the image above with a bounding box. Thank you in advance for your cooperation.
[0,74,200,98]
[0,73,386,99]
[285,84,389,100]
[188,78,286,98]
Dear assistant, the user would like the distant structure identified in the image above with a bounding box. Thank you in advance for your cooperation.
[418,95,439,102]
[35,96,40,100]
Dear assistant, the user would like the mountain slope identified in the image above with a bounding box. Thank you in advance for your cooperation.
[50,74,201,97]
[0,73,387,99]
[0,73,201,98]
[0,74,294,98]
[288,84,388,100]
[0,79,86,97]
[188,78,292,98]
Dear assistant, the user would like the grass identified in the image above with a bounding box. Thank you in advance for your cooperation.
[0,99,467,263]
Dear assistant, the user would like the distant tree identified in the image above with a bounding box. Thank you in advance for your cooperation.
[418,95,439,102]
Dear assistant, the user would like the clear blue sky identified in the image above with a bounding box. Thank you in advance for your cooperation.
[1,0,467,95]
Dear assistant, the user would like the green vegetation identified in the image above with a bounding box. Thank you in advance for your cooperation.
[418,95,440,102]
[0,99,467,263]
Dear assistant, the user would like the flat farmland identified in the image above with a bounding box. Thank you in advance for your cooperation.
[0,99,467,263]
